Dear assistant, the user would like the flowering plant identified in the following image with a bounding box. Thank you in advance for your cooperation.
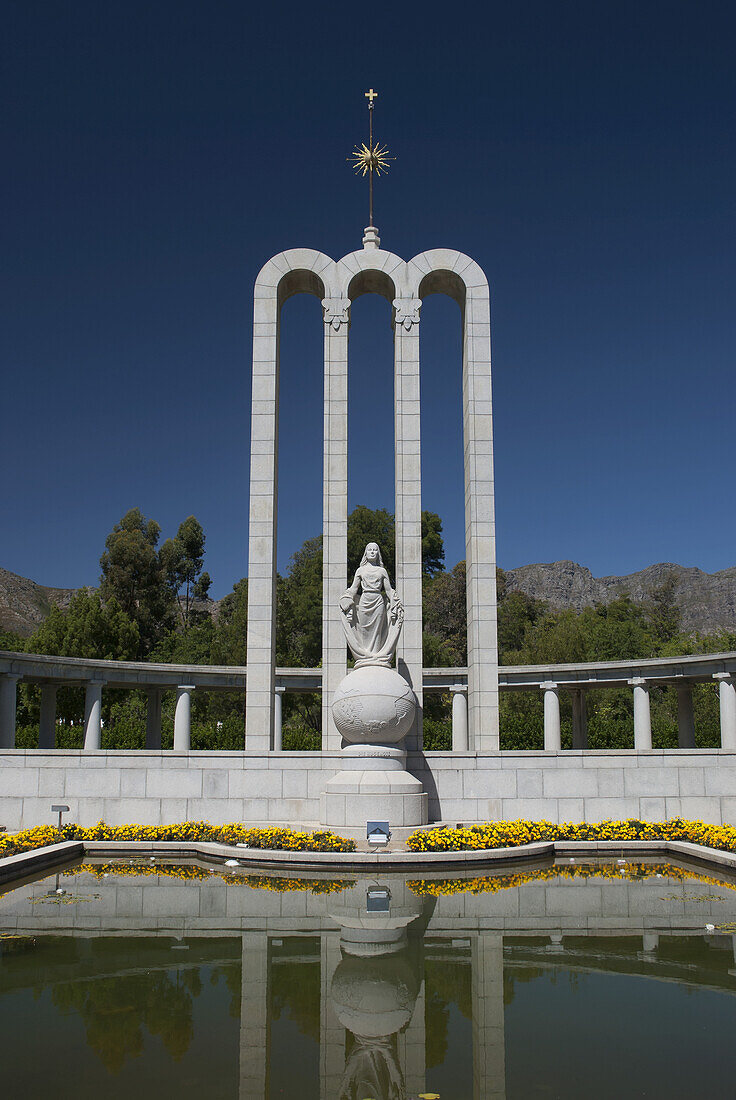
[406,818,736,853]
[0,820,356,857]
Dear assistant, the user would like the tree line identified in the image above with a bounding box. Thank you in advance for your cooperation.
[3,505,734,750]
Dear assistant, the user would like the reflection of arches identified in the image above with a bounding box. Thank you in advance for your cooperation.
[245,244,498,754]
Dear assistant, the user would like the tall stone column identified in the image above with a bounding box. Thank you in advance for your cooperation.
[676,684,696,748]
[83,680,103,750]
[630,677,652,749]
[571,688,588,748]
[245,285,280,751]
[463,288,499,750]
[0,673,20,749]
[715,673,736,750]
[320,934,344,1099]
[145,687,163,749]
[451,686,469,750]
[393,297,424,750]
[39,684,58,749]
[471,932,505,1100]
[542,682,561,750]
[174,685,194,750]
[239,932,269,1100]
[321,297,350,749]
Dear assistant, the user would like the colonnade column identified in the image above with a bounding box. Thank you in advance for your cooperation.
[239,932,269,1100]
[38,684,58,749]
[451,686,469,750]
[630,677,652,749]
[273,686,285,752]
[463,286,499,750]
[321,297,350,749]
[541,682,561,750]
[641,933,659,954]
[145,687,163,749]
[471,932,505,1099]
[83,679,104,750]
[571,688,588,748]
[715,673,736,750]
[676,683,696,748]
[174,685,194,750]
[393,297,423,750]
[0,673,20,749]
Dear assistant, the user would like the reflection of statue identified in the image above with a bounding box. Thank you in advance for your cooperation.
[338,1034,405,1100]
[332,950,419,1100]
[339,543,404,667]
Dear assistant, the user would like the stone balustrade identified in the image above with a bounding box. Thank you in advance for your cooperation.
[1,649,735,752]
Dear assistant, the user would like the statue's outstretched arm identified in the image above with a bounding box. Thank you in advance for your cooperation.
[340,569,362,618]
[382,569,403,624]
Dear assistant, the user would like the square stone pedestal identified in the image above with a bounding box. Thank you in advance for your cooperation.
[320,745,428,832]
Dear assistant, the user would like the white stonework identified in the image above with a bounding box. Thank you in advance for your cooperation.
[4,749,736,832]
[245,240,498,752]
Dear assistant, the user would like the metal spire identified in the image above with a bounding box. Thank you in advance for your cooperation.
[349,88,394,230]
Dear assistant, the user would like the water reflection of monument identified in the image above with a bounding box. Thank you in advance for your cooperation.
[328,879,425,1099]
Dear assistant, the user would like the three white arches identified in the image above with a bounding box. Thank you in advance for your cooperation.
[245,245,499,752]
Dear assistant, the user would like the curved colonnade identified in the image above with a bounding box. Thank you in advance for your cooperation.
[1,648,735,752]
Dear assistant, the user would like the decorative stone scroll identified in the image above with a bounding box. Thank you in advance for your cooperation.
[392,297,422,331]
[322,296,351,331]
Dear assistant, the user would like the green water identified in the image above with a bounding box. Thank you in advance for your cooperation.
[2,859,736,1098]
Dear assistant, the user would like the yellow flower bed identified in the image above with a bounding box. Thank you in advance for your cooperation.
[408,861,736,897]
[0,821,356,857]
[68,862,352,893]
[406,818,736,852]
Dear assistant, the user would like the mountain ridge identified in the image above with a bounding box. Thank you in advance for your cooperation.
[503,560,736,635]
[0,567,77,637]
[2,559,736,640]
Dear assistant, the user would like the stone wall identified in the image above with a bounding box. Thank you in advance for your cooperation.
[2,748,736,832]
[408,749,736,826]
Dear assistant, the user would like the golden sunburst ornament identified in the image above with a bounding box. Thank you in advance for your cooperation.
[348,88,395,228]
[350,141,393,177]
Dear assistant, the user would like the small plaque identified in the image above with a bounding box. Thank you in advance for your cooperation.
[367,820,391,845]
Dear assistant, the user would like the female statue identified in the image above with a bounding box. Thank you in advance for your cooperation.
[339,542,404,666]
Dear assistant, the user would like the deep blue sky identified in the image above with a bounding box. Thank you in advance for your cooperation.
[3,1,735,598]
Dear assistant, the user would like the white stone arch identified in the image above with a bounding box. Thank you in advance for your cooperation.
[321,251,407,747]
[246,250,340,750]
[408,249,498,750]
[245,243,497,753]
[335,248,412,301]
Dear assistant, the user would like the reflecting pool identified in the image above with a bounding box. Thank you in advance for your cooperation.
[2,857,736,1098]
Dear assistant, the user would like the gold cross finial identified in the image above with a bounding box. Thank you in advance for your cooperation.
[348,89,394,228]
